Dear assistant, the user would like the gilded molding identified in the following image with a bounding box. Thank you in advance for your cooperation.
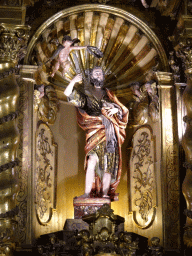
[16,77,33,244]
[157,72,180,249]
[155,72,173,85]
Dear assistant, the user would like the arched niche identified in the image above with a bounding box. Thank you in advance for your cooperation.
[24,4,169,100]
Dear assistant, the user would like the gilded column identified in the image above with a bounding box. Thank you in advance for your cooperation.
[0,24,30,255]
[156,72,180,250]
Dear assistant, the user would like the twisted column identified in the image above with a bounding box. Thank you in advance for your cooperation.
[0,23,30,255]
[182,67,192,246]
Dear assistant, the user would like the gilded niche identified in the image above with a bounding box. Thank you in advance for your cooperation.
[35,122,57,225]
[129,126,157,229]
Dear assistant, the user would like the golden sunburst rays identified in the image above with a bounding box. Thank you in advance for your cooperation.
[33,7,165,95]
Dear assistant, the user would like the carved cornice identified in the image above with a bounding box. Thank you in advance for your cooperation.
[0,23,30,65]
[155,71,173,86]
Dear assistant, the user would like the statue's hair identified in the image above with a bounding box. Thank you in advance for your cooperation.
[90,66,105,77]
[62,35,72,43]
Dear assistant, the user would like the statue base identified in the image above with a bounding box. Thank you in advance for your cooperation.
[64,218,89,231]
[73,197,111,219]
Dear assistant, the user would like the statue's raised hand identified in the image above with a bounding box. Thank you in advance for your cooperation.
[73,73,82,84]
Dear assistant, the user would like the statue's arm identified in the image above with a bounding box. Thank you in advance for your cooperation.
[64,74,82,97]
[71,46,87,51]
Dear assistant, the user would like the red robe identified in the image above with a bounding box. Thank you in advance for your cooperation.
[76,89,129,196]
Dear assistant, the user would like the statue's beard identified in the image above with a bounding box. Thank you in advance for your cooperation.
[90,77,104,88]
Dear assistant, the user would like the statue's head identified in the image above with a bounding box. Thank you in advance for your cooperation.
[90,66,105,88]
[62,35,73,43]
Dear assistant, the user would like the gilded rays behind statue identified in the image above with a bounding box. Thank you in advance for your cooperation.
[27,5,168,200]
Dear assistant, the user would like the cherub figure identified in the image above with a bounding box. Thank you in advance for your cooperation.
[49,35,87,78]
[148,237,164,256]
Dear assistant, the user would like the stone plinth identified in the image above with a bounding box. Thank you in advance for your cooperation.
[73,197,111,219]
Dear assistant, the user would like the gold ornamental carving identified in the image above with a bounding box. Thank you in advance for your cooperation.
[129,126,157,229]
[35,122,57,225]
[0,219,17,255]
[34,84,59,125]
[0,23,30,65]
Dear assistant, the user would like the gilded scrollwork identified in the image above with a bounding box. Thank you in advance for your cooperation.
[35,122,57,225]
[34,84,59,124]
[168,51,181,83]
[130,127,156,229]
[131,80,159,125]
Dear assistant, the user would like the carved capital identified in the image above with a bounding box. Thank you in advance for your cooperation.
[0,23,30,65]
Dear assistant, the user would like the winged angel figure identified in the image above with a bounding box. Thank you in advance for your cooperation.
[44,35,104,78]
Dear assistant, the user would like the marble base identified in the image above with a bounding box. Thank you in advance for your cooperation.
[73,197,111,219]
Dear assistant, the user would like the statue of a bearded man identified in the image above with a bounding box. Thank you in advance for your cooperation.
[64,67,128,200]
